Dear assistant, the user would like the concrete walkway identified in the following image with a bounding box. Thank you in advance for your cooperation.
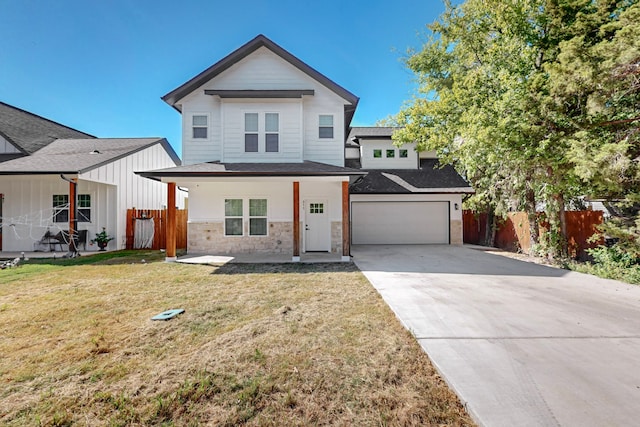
[352,244,640,427]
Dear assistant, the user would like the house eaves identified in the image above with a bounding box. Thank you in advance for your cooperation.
[162,35,359,110]
[0,138,180,175]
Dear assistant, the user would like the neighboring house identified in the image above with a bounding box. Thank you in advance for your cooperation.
[0,101,183,252]
[139,34,473,261]
[346,127,474,245]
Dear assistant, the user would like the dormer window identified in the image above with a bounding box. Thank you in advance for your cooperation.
[319,115,334,139]
[192,115,208,139]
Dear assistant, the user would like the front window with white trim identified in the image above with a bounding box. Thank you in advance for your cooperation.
[224,198,268,236]
[319,115,334,138]
[192,115,208,139]
[249,199,267,236]
[224,199,243,236]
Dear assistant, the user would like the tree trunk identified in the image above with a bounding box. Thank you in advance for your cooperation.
[525,184,539,252]
[484,207,497,247]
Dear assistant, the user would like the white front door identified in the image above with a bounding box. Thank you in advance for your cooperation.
[304,200,329,251]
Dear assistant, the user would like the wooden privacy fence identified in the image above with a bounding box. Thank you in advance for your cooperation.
[463,210,604,260]
[125,209,188,250]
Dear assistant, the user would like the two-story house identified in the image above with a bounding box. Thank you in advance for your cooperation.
[141,34,472,261]
[140,35,366,261]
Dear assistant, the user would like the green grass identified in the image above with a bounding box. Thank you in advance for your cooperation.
[0,251,474,426]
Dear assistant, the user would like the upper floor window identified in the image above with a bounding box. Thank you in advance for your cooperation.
[319,115,334,139]
[245,113,259,152]
[265,113,279,153]
[245,113,279,153]
[192,115,208,139]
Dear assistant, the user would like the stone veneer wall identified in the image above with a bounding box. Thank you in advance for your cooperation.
[450,220,463,245]
[188,222,293,254]
[330,221,342,254]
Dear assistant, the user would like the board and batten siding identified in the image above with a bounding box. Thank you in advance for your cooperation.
[178,46,350,167]
[80,142,185,249]
[0,175,117,252]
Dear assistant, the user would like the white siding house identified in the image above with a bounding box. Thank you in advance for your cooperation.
[0,102,185,253]
[141,35,362,261]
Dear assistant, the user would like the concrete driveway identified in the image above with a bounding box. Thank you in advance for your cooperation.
[352,245,640,427]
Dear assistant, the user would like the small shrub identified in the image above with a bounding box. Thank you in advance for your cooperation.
[582,245,640,284]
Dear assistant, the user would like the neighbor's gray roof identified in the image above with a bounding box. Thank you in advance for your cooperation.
[0,101,94,155]
[138,161,367,179]
[0,138,180,175]
[350,159,474,194]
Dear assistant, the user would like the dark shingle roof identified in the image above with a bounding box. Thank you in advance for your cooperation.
[350,159,474,194]
[0,138,179,174]
[138,161,367,179]
[0,101,94,155]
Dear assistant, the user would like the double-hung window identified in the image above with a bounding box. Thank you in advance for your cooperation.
[319,115,334,139]
[244,113,259,152]
[77,194,92,222]
[245,113,279,153]
[53,195,69,223]
[224,198,268,236]
[249,199,267,236]
[192,115,208,139]
[53,194,91,223]
[225,199,243,236]
[265,113,279,152]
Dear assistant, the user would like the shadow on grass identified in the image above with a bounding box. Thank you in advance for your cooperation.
[211,262,360,275]
[22,250,184,267]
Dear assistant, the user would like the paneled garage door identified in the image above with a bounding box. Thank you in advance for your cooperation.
[351,201,450,244]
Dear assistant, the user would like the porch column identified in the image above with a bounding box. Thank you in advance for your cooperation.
[292,181,300,262]
[342,180,350,262]
[166,182,177,262]
[68,178,77,254]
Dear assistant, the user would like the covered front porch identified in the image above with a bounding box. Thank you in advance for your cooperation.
[138,161,366,262]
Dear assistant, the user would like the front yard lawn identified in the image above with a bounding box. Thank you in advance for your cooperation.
[0,252,474,426]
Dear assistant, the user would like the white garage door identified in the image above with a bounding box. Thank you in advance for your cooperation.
[351,201,449,244]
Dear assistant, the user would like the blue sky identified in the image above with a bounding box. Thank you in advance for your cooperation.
[0,0,446,156]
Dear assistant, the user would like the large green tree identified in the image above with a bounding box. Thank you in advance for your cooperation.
[395,0,639,257]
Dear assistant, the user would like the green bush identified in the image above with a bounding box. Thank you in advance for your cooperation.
[583,245,640,284]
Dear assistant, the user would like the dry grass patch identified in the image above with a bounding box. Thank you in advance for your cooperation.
[0,252,474,426]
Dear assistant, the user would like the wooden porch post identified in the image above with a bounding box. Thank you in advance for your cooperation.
[342,180,350,261]
[68,178,77,254]
[293,181,300,262]
[166,182,177,262]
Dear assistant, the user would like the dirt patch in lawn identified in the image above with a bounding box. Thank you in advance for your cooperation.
[0,253,474,426]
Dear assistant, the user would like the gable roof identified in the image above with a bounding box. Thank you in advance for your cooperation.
[0,138,180,175]
[161,35,359,131]
[350,159,474,194]
[0,101,94,155]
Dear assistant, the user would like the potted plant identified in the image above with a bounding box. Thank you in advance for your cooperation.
[91,228,113,251]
